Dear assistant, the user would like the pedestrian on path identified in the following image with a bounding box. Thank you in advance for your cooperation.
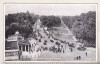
[76,56,78,60]
[19,50,22,60]
[78,56,81,60]
[86,52,87,56]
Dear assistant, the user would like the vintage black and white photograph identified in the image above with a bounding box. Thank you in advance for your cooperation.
[5,4,96,61]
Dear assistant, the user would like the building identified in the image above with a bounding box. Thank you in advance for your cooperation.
[18,40,30,52]
[5,31,19,61]
[5,31,31,61]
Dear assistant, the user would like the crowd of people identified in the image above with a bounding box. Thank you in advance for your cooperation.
[29,28,76,54]
[19,27,88,60]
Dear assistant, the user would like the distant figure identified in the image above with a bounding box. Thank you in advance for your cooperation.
[78,56,81,60]
[75,56,81,60]
[70,48,73,52]
[19,50,22,60]
[63,49,65,53]
[86,52,87,56]
[76,56,78,60]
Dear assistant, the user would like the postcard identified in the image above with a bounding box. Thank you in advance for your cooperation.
[4,4,97,62]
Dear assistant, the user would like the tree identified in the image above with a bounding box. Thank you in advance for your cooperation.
[5,12,35,38]
[62,11,96,47]
[40,16,61,28]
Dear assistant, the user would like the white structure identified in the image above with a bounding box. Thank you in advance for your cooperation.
[5,31,20,61]
[37,19,41,29]
[15,31,19,36]
[33,19,41,30]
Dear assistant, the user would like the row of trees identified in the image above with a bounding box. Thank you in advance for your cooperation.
[5,11,39,38]
[5,12,61,38]
[5,11,96,47]
[62,11,96,47]
[40,15,61,28]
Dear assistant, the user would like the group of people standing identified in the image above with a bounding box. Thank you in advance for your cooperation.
[74,52,88,60]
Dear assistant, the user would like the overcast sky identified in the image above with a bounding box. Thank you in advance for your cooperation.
[5,4,96,16]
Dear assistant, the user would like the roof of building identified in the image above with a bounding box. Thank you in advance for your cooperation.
[18,39,30,45]
[7,35,18,42]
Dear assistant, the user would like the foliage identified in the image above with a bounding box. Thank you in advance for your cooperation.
[62,11,96,47]
[40,15,61,28]
[5,11,39,38]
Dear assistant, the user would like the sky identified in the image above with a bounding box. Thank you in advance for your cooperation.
[5,4,96,16]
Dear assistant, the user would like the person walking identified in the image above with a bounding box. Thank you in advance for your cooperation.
[86,52,87,56]
[70,48,73,52]
[76,56,78,60]
[19,50,22,60]
[78,56,81,60]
